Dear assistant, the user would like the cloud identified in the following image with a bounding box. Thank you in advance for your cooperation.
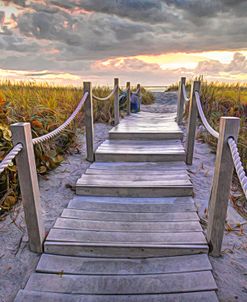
[0,1,247,84]
[195,52,247,75]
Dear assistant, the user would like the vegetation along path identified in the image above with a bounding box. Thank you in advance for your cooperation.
[15,98,218,301]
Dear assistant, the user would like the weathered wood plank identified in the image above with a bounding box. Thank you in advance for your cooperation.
[46,228,207,245]
[15,290,219,302]
[95,153,185,162]
[61,208,199,221]
[109,132,183,140]
[37,254,211,275]
[68,196,194,204]
[54,218,202,232]
[76,185,193,197]
[25,271,217,294]
[90,161,187,170]
[68,197,195,212]
[78,174,190,182]
[77,176,191,186]
[44,241,208,257]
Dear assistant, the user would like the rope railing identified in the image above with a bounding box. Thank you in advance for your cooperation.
[32,92,88,145]
[179,77,246,256]
[0,143,23,174]
[182,84,189,102]
[92,86,117,101]
[194,91,219,139]
[228,137,247,199]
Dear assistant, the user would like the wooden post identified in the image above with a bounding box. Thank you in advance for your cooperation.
[126,82,131,115]
[84,82,94,162]
[137,83,141,112]
[114,78,119,126]
[207,117,240,257]
[11,123,45,253]
[177,77,186,125]
[185,80,201,165]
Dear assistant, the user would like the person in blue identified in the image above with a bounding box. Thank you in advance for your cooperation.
[118,91,141,113]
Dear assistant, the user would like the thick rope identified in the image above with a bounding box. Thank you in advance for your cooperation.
[195,91,219,139]
[0,143,23,174]
[228,138,247,199]
[32,92,88,145]
[92,86,117,101]
[182,84,190,102]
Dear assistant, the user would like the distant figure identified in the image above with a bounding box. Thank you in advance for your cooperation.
[131,93,140,113]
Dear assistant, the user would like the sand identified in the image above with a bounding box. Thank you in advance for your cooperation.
[0,92,246,301]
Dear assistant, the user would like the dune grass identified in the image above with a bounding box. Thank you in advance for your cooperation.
[0,81,154,215]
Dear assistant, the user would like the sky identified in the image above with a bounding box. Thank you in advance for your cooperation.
[0,0,247,86]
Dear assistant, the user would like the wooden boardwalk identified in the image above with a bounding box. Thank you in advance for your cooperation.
[15,111,218,301]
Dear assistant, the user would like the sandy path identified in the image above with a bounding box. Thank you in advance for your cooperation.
[0,92,246,301]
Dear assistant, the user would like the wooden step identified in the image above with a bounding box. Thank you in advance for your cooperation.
[36,254,212,275]
[95,140,185,162]
[109,130,183,140]
[15,290,219,302]
[23,271,217,295]
[76,173,193,197]
[109,112,183,140]
[89,161,187,171]
[68,196,196,213]
[77,162,193,197]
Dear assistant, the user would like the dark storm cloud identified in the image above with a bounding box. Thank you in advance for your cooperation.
[0,0,247,75]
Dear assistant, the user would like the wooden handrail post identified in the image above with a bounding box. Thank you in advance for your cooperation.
[207,117,240,257]
[11,123,45,253]
[114,78,120,126]
[137,83,141,112]
[126,81,131,115]
[84,82,94,162]
[185,80,201,165]
[177,77,186,125]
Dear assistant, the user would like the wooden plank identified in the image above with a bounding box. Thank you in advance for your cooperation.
[86,169,188,175]
[77,177,192,186]
[95,153,185,162]
[61,208,199,222]
[37,254,212,275]
[76,185,193,197]
[90,161,187,170]
[46,229,207,245]
[25,271,217,294]
[68,197,195,212]
[54,218,202,232]
[77,174,190,183]
[68,196,194,204]
[109,132,183,140]
[44,241,208,257]
[15,290,219,302]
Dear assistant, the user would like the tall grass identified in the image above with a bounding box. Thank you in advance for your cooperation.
[0,81,154,215]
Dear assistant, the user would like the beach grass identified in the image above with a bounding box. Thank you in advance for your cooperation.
[0,81,154,214]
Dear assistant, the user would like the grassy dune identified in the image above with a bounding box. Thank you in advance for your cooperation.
[0,81,154,214]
